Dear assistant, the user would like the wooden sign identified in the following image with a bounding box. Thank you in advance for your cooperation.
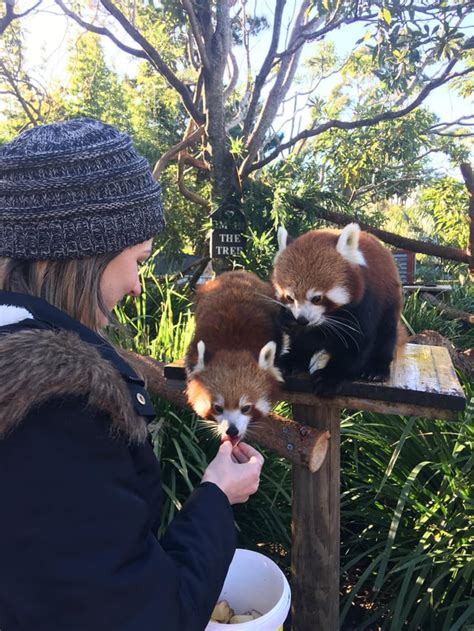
[210,198,247,259]
[211,229,246,258]
[393,249,416,284]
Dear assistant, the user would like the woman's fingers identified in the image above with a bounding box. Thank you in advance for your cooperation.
[231,445,250,463]
[235,442,264,466]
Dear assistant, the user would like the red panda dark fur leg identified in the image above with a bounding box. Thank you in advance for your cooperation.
[360,305,400,381]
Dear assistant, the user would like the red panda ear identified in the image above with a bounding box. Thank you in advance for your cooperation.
[274,226,294,262]
[336,223,366,266]
[258,341,284,382]
[188,340,206,375]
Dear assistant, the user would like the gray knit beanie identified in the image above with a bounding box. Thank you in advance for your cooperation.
[0,118,165,259]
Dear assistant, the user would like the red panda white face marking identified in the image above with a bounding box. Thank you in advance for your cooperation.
[326,286,350,306]
[275,284,351,327]
[186,341,281,440]
[213,401,253,442]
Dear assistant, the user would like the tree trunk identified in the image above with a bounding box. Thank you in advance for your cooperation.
[460,163,474,279]
[203,73,239,202]
[200,0,240,204]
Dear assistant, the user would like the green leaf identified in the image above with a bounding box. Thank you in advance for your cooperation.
[379,7,392,25]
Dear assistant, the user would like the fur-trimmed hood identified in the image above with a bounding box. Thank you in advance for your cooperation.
[0,291,155,442]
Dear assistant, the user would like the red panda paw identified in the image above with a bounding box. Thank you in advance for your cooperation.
[359,367,390,382]
[311,370,345,396]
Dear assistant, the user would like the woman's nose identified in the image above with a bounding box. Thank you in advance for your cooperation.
[129,278,142,297]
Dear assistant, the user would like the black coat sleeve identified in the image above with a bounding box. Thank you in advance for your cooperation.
[0,397,236,631]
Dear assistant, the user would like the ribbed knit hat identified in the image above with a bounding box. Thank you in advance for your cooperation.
[0,118,165,259]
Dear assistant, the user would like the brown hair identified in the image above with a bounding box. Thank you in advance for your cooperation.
[0,253,119,332]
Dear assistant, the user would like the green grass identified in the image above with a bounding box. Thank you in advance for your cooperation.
[339,384,474,629]
[113,268,474,630]
[402,285,474,350]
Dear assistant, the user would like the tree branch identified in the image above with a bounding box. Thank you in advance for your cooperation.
[421,293,474,325]
[287,195,470,265]
[0,60,42,126]
[240,0,313,176]
[54,0,146,59]
[245,60,473,176]
[1,0,41,35]
[223,48,238,101]
[275,11,377,61]
[348,176,422,204]
[180,151,208,171]
[242,0,286,139]
[94,0,205,124]
[152,126,204,179]
[181,0,210,69]
[178,154,210,210]
[460,162,474,277]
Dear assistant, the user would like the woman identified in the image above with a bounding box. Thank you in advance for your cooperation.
[0,118,264,631]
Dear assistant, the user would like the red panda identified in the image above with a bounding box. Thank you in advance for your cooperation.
[272,223,403,394]
[185,271,284,442]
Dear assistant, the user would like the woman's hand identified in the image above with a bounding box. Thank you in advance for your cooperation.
[201,442,264,505]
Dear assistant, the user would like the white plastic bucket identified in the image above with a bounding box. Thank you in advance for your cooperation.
[205,548,291,631]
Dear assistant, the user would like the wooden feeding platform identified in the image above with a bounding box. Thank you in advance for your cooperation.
[130,343,466,631]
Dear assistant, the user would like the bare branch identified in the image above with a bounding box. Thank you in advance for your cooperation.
[186,28,200,71]
[152,126,204,179]
[181,0,210,69]
[433,131,474,137]
[239,0,252,96]
[276,11,377,62]
[241,0,314,175]
[0,60,42,126]
[421,292,474,324]
[54,0,146,58]
[178,155,210,210]
[384,148,448,171]
[94,0,204,124]
[348,176,422,204]
[242,0,286,138]
[180,151,208,170]
[245,61,473,176]
[427,115,474,132]
[1,0,41,35]
[223,48,239,101]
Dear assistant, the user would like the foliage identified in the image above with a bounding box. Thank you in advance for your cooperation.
[339,387,474,630]
[416,178,470,251]
[402,285,474,351]
[62,32,129,128]
[303,108,469,205]
[3,0,473,211]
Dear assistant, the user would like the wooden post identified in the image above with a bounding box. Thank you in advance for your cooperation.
[291,401,341,631]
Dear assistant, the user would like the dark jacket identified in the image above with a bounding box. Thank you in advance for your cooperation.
[0,290,236,631]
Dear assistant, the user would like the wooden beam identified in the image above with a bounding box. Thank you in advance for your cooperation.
[162,344,466,419]
[125,351,329,473]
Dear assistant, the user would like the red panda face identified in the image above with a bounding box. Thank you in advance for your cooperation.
[272,224,366,326]
[274,284,351,326]
[186,346,282,441]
